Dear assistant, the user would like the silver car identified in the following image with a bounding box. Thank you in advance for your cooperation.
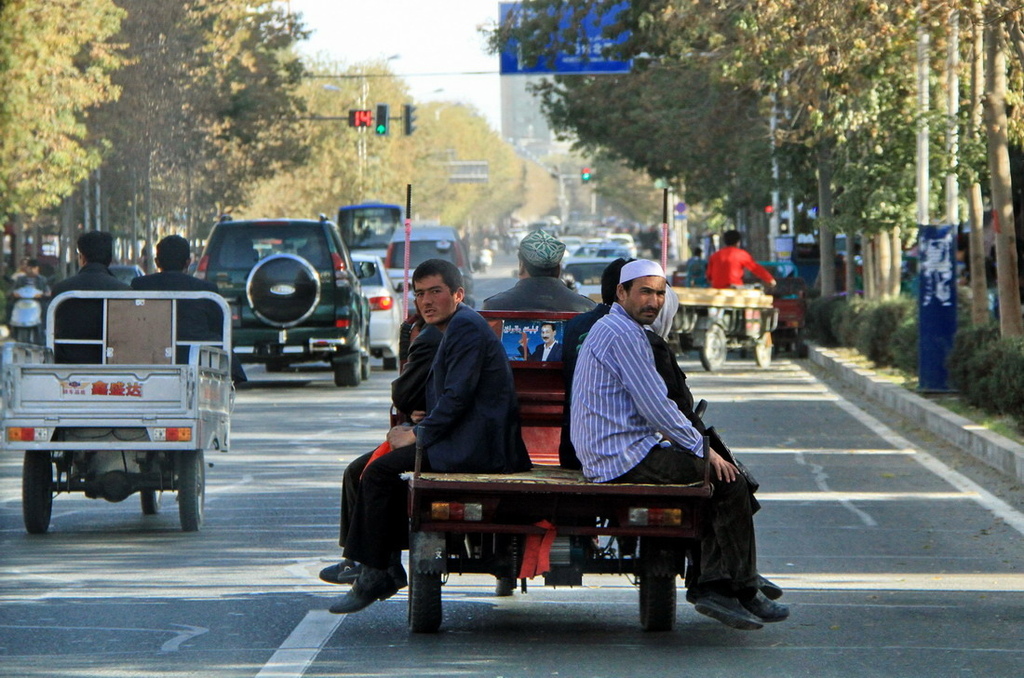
[353,253,403,370]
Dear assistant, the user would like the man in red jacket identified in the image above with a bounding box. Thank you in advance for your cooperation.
[707,230,776,289]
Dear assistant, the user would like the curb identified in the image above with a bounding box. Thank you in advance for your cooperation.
[808,345,1024,485]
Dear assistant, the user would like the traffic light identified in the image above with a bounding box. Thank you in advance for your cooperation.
[581,167,592,182]
[375,103,390,135]
[403,104,417,136]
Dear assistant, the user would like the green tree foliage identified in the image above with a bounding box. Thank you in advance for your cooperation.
[244,58,527,238]
[90,0,309,238]
[0,0,124,223]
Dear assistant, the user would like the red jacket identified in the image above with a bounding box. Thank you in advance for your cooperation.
[706,246,775,288]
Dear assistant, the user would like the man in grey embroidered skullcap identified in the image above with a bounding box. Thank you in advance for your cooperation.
[482,229,596,312]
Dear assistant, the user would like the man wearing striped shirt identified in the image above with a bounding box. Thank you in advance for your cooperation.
[570,259,788,631]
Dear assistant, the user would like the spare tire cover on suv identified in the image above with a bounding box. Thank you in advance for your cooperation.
[246,254,322,328]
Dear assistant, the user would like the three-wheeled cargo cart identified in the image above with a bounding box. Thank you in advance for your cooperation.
[0,291,233,533]
[402,311,712,633]
[671,287,778,371]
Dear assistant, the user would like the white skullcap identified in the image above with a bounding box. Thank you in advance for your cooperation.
[619,259,665,284]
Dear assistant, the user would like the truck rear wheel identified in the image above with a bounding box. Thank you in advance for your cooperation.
[177,451,205,532]
[699,324,727,372]
[408,569,442,633]
[22,453,53,535]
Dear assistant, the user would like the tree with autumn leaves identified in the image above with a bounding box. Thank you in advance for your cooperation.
[495,0,1024,337]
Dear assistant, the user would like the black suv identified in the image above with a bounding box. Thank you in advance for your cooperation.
[197,216,370,387]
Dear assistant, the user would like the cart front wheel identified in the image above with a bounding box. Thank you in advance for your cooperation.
[754,333,773,368]
[699,324,727,372]
[22,453,54,534]
[408,569,443,633]
[140,489,161,515]
[177,451,205,532]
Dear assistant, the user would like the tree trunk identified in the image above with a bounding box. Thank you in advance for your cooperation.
[968,2,990,325]
[890,228,903,297]
[983,14,1023,336]
[817,141,836,297]
[845,232,857,294]
[877,230,892,299]
[863,235,876,299]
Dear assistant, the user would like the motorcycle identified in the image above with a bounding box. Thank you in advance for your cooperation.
[9,282,45,345]
[474,247,493,273]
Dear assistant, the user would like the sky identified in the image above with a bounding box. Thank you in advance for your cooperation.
[288,0,504,130]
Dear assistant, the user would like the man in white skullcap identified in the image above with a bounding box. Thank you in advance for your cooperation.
[482,229,595,312]
[570,259,789,631]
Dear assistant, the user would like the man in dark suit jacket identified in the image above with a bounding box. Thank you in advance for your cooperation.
[50,231,131,363]
[528,322,563,361]
[330,258,530,615]
[131,235,246,383]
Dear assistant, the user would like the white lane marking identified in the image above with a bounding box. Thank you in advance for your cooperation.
[255,610,343,678]
[736,447,918,455]
[758,491,978,501]
[803,366,1024,537]
[160,624,209,652]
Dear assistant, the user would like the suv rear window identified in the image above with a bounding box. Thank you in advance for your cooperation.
[388,240,459,268]
[212,224,331,270]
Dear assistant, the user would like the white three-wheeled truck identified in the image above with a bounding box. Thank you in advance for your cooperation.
[1,291,233,533]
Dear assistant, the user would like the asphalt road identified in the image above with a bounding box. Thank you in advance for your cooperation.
[2,258,1024,677]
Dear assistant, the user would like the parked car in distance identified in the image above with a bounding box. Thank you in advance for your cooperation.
[352,253,402,371]
[195,215,370,387]
[561,257,618,302]
[109,264,145,285]
[384,225,474,305]
[605,233,638,258]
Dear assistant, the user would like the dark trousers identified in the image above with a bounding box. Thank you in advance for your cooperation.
[338,451,373,547]
[613,445,758,595]
[343,444,430,570]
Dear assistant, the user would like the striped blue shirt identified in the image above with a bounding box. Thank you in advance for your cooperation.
[570,303,704,482]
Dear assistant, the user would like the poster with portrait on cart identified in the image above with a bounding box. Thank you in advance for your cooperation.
[499,319,566,362]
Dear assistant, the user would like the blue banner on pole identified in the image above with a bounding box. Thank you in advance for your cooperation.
[917,225,957,391]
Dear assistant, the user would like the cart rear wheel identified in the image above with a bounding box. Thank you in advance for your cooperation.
[754,333,773,368]
[140,489,161,515]
[639,571,677,632]
[177,451,205,532]
[699,324,727,372]
[22,453,53,535]
[408,569,442,633]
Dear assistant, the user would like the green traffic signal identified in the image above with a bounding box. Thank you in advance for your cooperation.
[375,103,390,135]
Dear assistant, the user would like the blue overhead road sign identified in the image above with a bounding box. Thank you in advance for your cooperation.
[499,2,632,75]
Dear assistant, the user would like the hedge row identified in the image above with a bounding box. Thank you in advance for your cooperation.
[805,293,1024,430]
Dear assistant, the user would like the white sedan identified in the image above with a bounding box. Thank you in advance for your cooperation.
[353,253,403,370]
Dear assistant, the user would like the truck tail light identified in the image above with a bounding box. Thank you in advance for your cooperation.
[195,255,209,279]
[7,427,48,442]
[334,319,350,329]
[627,507,682,527]
[431,501,483,521]
[151,427,192,442]
[331,252,346,274]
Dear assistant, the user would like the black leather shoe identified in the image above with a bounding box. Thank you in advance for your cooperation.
[692,591,764,630]
[758,575,784,600]
[382,563,408,599]
[328,566,396,614]
[741,592,789,622]
[319,559,361,585]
